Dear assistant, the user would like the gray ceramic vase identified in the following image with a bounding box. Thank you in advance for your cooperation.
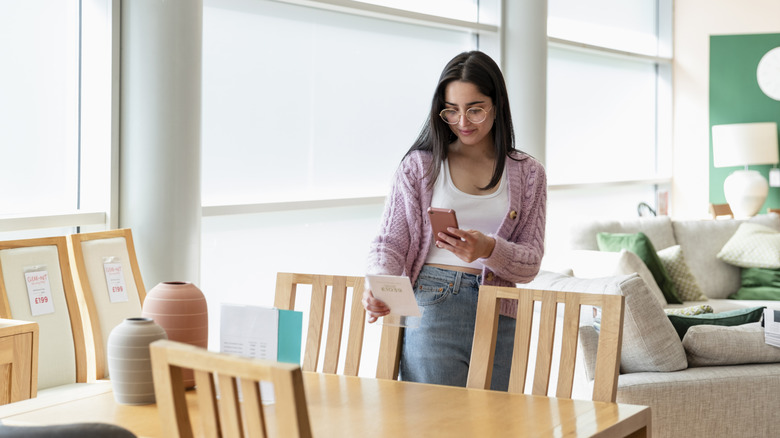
[106,317,167,405]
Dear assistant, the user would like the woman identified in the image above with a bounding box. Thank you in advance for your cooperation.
[363,51,546,390]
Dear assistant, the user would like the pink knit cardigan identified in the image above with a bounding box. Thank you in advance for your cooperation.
[366,150,547,316]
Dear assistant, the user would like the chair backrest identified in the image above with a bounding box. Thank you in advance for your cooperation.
[0,236,87,389]
[67,228,146,380]
[709,203,734,219]
[467,286,625,403]
[273,272,401,379]
[150,339,312,438]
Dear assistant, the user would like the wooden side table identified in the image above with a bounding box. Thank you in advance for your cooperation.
[0,319,38,405]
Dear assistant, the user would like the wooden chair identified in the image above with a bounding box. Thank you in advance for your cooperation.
[0,237,88,389]
[67,228,146,380]
[150,339,312,438]
[273,272,401,379]
[466,286,625,403]
[709,203,734,219]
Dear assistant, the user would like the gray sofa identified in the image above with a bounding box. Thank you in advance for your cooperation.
[526,214,780,438]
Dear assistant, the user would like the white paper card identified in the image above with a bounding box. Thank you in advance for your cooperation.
[25,270,55,316]
[220,304,279,403]
[366,274,421,317]
[103,263,129,303]
[765,308,780,335]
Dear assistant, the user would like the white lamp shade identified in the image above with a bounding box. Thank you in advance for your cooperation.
[712,122,779,168]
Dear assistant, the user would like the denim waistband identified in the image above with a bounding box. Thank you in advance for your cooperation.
[418,265,482,288]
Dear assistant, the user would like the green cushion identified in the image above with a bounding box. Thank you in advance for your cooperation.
[717,222,780,269]
[597,232,682,304]
[729,267,780,300]
[666,306,765,339]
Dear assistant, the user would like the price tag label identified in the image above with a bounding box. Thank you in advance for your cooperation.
[25,270,55,316]
[104,263,129,303]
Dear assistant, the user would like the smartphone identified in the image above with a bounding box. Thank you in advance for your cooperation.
[428,207,459,240]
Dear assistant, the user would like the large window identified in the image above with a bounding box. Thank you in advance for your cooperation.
[201,0,493,206]
[0,0,114,238]
[542,0,673,263]
[0,2,80,216]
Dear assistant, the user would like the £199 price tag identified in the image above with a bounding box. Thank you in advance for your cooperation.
[25,270,55,316]
[104,263,129,303]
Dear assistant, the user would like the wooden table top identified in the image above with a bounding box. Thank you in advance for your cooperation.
[1,373,650,438]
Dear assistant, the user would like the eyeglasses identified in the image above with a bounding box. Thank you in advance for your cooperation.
[439,106,492,125]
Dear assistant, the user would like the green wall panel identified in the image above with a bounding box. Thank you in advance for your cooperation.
[709,33,780,211]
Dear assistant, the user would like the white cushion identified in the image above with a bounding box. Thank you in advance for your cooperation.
[569,249,667,308]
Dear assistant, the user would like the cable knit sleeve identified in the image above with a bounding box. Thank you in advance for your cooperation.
[366,152,428,278]
[479,155,547,284]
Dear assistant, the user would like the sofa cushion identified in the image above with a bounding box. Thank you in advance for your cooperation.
[524,270,687,373]
[657,245,708,301]
[596,232,682,304]
[667,306,766,339]
[671,215,780,299]
[682,322,780,366]
[717,223,780,269]
[730,267,780,300]
[568,249,667,307]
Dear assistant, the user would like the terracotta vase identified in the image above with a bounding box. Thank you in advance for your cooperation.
[141,281,208,387]
[107,317,167,405]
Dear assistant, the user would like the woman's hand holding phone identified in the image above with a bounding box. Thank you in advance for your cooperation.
[428,207,496,263]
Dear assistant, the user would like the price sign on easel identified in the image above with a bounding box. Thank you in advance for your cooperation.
[25,270,55,316]
[104,263,129,303]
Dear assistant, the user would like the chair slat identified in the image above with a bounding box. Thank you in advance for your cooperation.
[302,276,328,372]
[322,276,347,373]
[466,286,500,390]
[555,294,582,398]
[508,290,535,393]
[240,378,267,438]
[344,279,366,376]
[218,374,244,438]
[532,292,558,396]
[194,370,221,437]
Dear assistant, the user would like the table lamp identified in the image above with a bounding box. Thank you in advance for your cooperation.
[712,122,779,217]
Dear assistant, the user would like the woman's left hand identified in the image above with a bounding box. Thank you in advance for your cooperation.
[435,228,496,263]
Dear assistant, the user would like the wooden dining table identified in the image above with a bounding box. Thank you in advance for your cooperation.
[0,372,650,437]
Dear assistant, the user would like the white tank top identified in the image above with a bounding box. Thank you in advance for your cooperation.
[426,159,508,269]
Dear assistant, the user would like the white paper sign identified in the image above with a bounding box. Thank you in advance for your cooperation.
[220,304,279,361]
[366,274,422,317]
[220,304,279,403]
[103,263,129,303]
[25,270,55,316]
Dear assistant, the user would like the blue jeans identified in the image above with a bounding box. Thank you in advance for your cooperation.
[400,265,516,390]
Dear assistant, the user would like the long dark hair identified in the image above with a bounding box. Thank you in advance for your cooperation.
[405,51,518,191]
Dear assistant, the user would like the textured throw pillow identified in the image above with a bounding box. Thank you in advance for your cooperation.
[683,322,780,366]
[664,305,714,316]
[657,245,708,301]
[521,270,687,373]
[667,306,766,340]
[597,232,683,304]
[730,268,780,300]
[717,222,780,269]
[569,249,667,308]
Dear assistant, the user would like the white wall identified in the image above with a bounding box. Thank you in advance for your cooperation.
[672,0,780,218]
